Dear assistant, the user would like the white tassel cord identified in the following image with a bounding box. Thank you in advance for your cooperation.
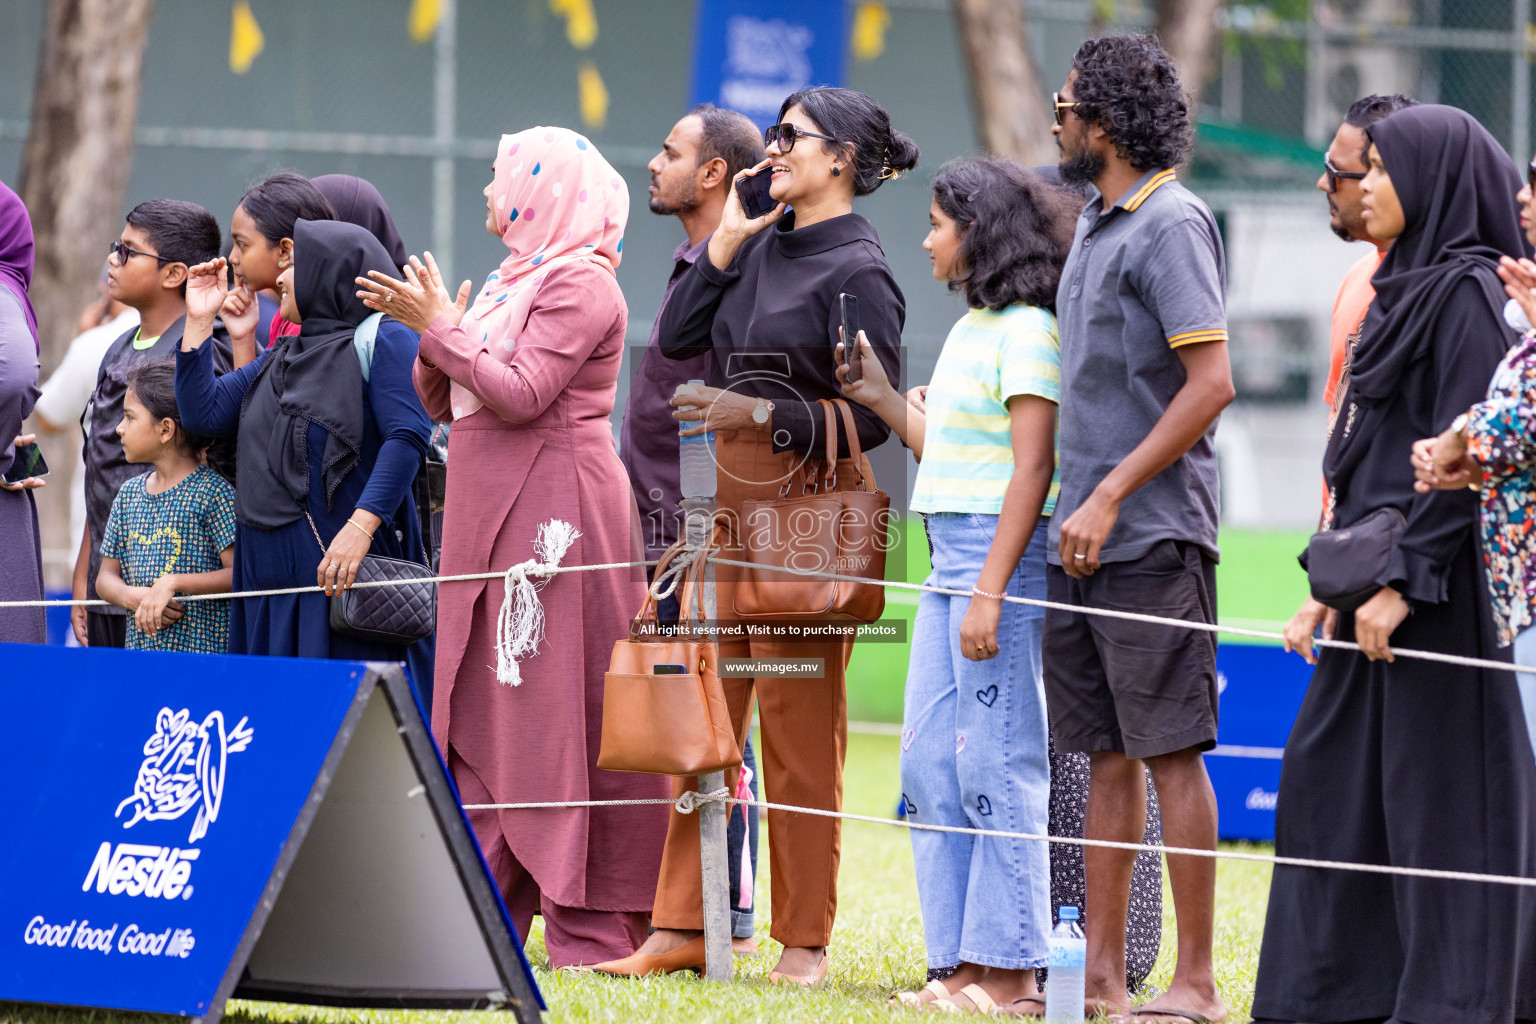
[494,518,582,686]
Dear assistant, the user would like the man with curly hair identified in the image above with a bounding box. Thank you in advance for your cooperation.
[1044,34,1233,1024]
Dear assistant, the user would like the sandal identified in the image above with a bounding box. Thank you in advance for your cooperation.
[892,979,953,1007]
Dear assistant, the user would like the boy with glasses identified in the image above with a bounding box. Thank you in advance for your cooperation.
[75,199,228,648]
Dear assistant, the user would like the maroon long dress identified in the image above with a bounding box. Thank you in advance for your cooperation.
[414,260,668,967]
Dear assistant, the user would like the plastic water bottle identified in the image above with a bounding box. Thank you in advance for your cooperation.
[1044,905,1087,1024]
[677,380,717,500]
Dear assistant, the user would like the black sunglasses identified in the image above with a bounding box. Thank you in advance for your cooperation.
[108,239,176,266]
[1052,91,1079,128]
[764,122,839,153]
[1527,159,1536,192]
[1324,155,1367,194]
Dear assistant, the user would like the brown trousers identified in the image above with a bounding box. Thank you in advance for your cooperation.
[650,426,864,948]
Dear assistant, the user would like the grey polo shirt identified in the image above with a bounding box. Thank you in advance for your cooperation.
[1048,168,1228,565]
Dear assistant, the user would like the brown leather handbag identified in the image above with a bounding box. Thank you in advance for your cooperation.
[597,534,742,776]
[731,398,889,623]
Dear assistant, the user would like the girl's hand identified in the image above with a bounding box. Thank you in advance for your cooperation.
[135,576,178,636]
[220,280,260,342]
[959,595,1001,661]
[1499,255,1536,327]
[185,258,231,324]
[834,330,893,408]
[1354,586,1409,661]
[357,251,471,334]
[317,511,382,595]
[906,385,928,413]
[670,383,759,436]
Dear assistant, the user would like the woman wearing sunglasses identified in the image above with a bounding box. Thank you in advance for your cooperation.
[590,87,917,986]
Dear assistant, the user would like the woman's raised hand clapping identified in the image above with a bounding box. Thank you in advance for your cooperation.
[357,251,472,335]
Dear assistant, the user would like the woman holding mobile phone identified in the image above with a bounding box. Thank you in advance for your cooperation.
[0,181,45,642]
[591,87,917,986]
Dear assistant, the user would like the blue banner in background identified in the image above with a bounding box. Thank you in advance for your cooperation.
[1205,643,1313,842]
[690,0,849,129]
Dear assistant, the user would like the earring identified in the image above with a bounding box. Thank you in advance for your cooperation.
[832,166,841,177]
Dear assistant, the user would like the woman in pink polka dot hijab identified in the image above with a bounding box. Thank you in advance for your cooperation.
[456,125,629,418]
[360,126,667,969]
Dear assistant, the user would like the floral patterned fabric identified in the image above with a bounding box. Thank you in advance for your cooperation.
[1464,329,1536,644]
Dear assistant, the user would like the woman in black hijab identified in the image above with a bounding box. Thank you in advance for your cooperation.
[1256,105,1536,1024]
[311,174,409,270]
[174,219,434,697]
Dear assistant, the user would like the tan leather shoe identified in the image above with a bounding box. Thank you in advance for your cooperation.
[586,935,707,977]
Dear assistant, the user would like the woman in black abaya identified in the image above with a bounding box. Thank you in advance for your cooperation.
[1256,104,1536,1024]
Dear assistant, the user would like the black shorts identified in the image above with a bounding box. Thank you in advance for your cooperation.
[1044,539,1218,759]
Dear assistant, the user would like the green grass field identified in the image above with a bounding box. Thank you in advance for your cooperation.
[1,732,1274,1024]
[0,524,1301,1024]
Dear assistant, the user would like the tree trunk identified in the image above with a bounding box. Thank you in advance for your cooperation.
[951,0,1057,167]
[19,0,153,584]
[1155,0,1225,106]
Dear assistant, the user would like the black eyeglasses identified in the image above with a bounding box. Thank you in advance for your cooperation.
[1324,155,1367,194]
[1527,159,1536,192]
[108,240,175,266]
[764,122,839,153]
[1052,92,1079,128]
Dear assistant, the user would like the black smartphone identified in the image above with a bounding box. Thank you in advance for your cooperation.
[839,292,862,383]
[3,442,48,484]
[735,169,777,220]
[653,663,687,675]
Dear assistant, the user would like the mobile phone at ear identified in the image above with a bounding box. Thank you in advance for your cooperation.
[735,169,778,220]
[839,292,862,383]
[3,441,49,484]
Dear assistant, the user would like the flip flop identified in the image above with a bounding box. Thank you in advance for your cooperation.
[892,979,952,1007]
[1005,992,1046,1019]
[1124,1009,1221,1023]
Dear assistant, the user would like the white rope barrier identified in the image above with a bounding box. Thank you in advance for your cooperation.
[6,542,1536,677]
[461,790,1536,891]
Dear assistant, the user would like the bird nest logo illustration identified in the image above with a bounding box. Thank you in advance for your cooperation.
[114,707,254,844]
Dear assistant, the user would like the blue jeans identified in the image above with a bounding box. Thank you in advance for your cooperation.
[902,513,1052,970]
[1511,629,1536,765]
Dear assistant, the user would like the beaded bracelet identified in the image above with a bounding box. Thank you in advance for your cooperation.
[970,585,1006,600]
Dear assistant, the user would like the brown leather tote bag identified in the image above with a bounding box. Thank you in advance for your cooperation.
[731,398,889,623]
[597,532,742,775]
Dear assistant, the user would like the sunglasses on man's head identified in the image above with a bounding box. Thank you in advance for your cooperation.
[1323,155,1367,195]
[108,239,176,266]
[763,122,839,153]
[1052,92,1079,128]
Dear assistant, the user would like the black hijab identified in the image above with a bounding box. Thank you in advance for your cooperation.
[1349,105,1527,402]
[310,174,408,269]
[236,219,395,528]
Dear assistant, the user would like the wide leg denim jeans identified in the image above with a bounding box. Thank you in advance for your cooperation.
[902,513,1052,970]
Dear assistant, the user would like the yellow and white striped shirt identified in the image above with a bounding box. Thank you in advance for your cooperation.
[911,304,1060,516]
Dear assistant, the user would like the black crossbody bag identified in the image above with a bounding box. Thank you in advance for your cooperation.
[308,513,436,646]
[1303,507,1406,613]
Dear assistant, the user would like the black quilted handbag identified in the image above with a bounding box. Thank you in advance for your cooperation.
[309,515,437,646]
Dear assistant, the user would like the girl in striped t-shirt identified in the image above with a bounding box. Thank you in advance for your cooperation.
[838,157,1078,1014]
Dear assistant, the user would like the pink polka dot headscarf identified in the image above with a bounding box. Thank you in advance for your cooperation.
[453,125,629,419]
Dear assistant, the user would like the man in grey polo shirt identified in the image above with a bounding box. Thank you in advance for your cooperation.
[1045,35,1235,1024]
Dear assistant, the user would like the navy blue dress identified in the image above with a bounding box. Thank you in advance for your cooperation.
[175,319,435,704]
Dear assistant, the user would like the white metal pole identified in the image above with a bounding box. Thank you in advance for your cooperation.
[432,0,457,283]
